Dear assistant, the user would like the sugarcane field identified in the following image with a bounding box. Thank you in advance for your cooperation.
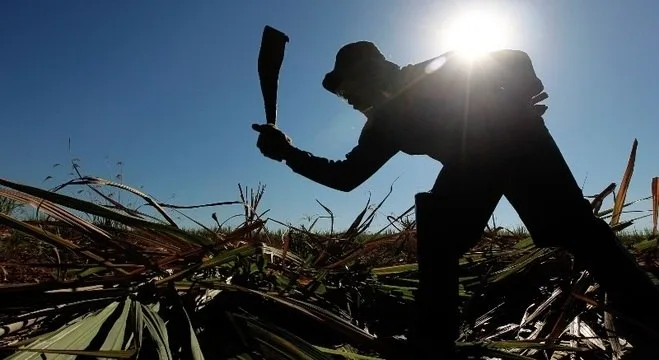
[1,138,658,359]
[3,2,659,359]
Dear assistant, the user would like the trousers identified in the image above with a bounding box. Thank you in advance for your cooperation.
[412,109,659,357]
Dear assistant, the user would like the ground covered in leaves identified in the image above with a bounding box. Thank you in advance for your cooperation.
[1,139,659,359]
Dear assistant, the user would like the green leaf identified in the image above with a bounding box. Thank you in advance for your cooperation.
[5,300,134,360]
[314,346,385,360]
[139,302,173,360]
[233,313,333,360]
[371,263,418,276]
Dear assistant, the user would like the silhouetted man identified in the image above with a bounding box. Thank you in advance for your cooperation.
[253,42,659,354]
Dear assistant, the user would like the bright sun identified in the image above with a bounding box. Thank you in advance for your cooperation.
[441,10,511,58]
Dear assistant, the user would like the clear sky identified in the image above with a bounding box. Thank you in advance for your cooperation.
[2,1,659,232]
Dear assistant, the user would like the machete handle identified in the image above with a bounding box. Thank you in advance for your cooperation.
[252,123,272,132]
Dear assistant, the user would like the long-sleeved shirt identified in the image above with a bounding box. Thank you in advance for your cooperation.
[283,49,546,192]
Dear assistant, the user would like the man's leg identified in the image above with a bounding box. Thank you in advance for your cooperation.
[412,164,504,358]
[501,113,659,343]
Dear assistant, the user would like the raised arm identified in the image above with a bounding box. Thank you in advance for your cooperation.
[253,119,398,192]
[283,125,398,192]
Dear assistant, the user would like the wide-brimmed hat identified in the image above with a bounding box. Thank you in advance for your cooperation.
[322,41,388,94]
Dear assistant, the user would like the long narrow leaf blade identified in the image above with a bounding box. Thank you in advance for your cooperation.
[611,139,637,225]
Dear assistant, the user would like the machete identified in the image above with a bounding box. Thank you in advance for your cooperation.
[256,25,289,127]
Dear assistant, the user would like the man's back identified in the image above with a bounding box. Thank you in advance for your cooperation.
[367,49,547,165]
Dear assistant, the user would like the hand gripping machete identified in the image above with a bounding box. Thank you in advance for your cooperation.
[256,25,289,127]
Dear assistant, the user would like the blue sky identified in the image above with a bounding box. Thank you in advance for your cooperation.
[2,1,658,232]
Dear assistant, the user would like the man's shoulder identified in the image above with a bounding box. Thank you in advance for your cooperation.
[398,51,456,85]
[399,48,539,91]
[488,49,533,61]
[405,49,534,73]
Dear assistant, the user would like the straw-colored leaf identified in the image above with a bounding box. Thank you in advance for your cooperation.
[0,178,212,246]
[0,213,128,274]
[611,139,637,225]
[652,176,658,235]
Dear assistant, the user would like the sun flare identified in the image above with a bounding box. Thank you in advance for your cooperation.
[441,10,511,58]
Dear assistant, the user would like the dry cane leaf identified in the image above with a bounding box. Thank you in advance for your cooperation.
[652,177,658,235]
[611,139,637,226]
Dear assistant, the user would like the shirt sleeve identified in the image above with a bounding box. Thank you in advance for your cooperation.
[283,117,399,192]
